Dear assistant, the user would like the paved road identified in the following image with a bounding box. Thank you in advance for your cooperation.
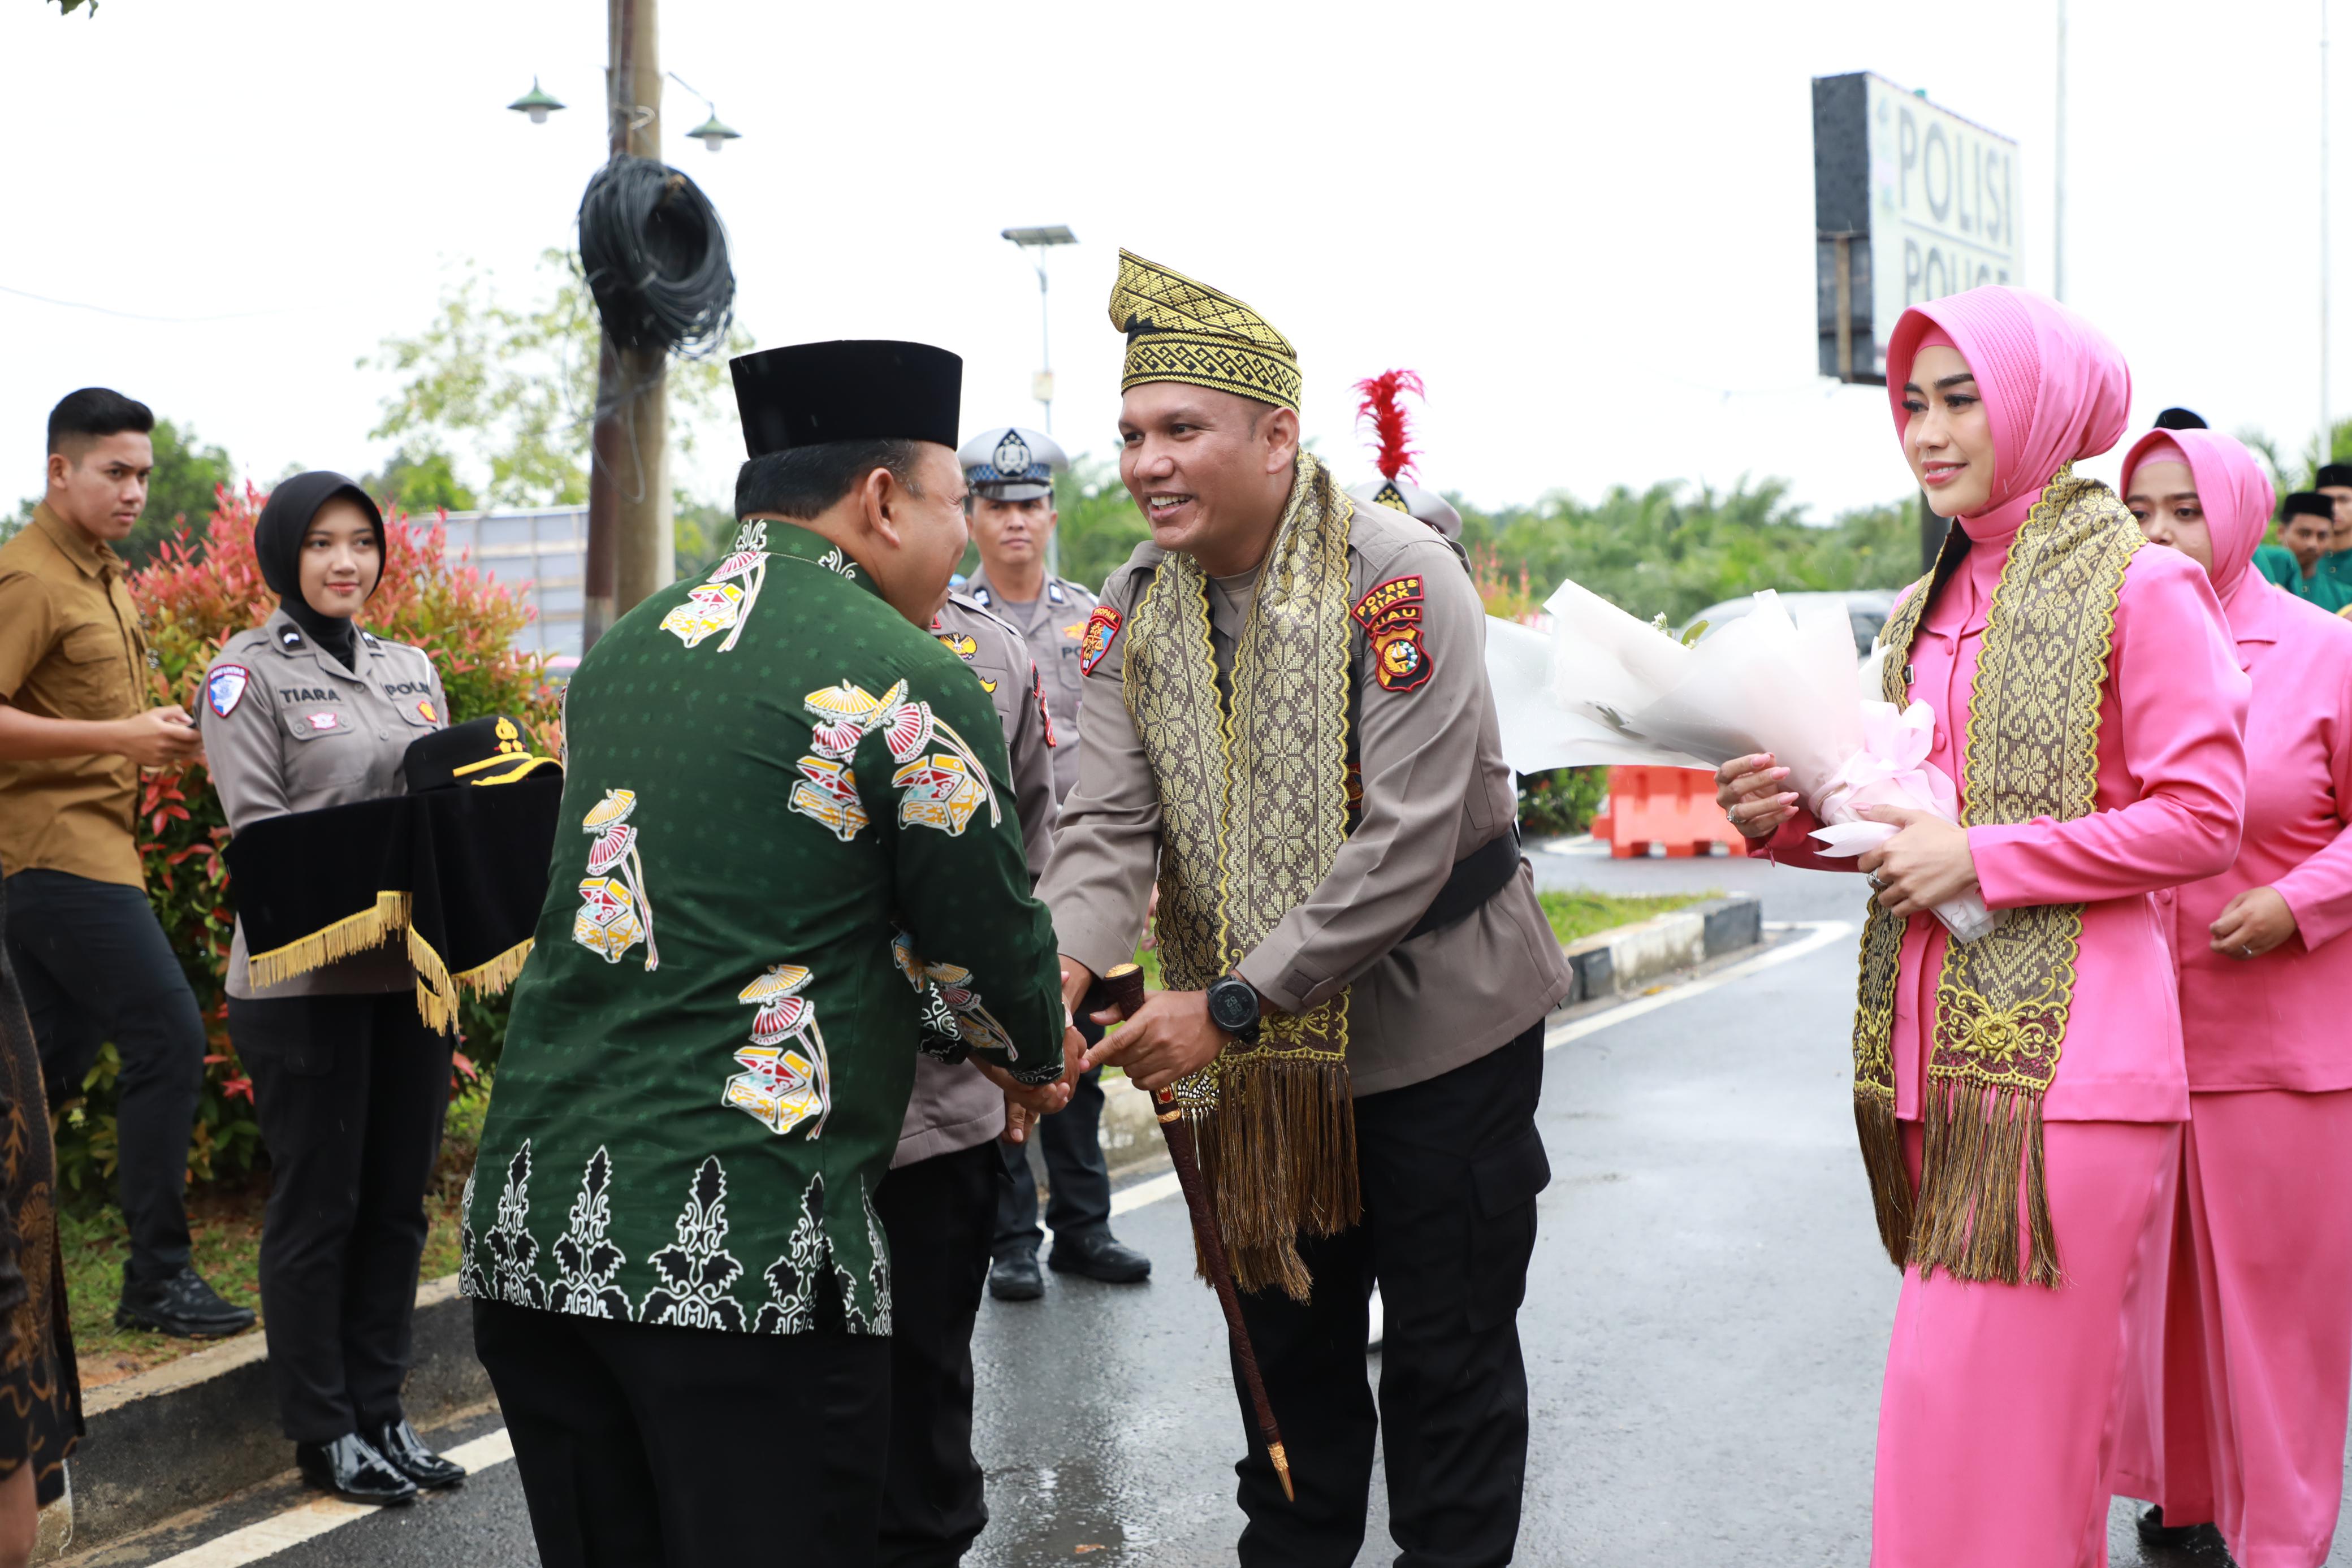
[75,843,2333,1565]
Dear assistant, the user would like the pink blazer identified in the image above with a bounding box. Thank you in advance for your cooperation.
[1768,541,2249,1121]
[2171,583,2352,1090]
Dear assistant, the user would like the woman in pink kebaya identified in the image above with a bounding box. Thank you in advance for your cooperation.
[2108,428,2352,1567]
[1716,285,2250,1565]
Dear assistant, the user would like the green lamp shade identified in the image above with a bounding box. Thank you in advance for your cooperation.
[691,111,741,151]
[508,78,565,125]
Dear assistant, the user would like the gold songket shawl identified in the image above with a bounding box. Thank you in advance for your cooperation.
[1123,452,1358,1299]
[1853,466,2143,1287]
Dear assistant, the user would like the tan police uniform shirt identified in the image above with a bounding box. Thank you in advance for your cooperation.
[0,504,154,886]
[961,566,1095,803]
[892,590,1061,1167]
[1040,495,1572,1098]
[198,607,447,999]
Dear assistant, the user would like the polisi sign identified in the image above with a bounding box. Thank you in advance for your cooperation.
[1813,72,2021,384]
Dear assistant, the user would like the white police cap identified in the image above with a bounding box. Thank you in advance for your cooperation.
[959,426,1067,501]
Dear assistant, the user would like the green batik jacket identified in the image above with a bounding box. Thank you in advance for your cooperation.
[460,521,1065,1336]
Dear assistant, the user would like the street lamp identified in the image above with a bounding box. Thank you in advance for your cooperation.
[669,73,740,153]
[1002,225,1078,433]
[507,77,566,125]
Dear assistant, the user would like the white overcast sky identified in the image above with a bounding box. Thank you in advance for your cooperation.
[1,0,2338,523]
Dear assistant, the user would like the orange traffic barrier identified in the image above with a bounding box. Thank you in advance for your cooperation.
[1589,765,1748,859]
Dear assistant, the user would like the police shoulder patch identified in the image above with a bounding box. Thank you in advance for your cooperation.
[1353,577,1433,692]
[1078,605,1122,677]
[206,664,250,718]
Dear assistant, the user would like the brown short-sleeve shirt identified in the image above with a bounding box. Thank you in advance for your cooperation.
[0,505,151,886]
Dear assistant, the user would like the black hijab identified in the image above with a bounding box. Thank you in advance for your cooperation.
[254,472,385,670]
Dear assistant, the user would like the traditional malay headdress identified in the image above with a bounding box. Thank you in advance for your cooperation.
[1346,370,1464,541]
[1858,286,2139,1287]
[2120,429,2276,634]
[1106,250,1357,1298]
[1108,250,1300,412]
[253,471,384,669]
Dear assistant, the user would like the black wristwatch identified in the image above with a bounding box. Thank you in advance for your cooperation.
[1205,973,1263,1043]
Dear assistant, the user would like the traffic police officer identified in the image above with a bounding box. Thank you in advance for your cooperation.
[957,426,1151,1301]
[875,586,1056,1563]
[200,473,468,1505]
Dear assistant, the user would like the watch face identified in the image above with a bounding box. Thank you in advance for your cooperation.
[1209,980,1255,1032]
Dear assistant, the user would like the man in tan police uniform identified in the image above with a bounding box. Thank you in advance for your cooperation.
[1044,253,1571,1567]
[872,587,1056,1562]
[0,388,253,1339]
[955,425,1153,1301]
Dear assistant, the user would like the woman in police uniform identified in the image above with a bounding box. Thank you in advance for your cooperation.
[197,473,465,1506]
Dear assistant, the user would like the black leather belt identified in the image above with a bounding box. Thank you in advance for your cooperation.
[1405,828,1525,941]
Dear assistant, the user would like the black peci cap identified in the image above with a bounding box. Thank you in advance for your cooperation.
[729,340,962,457]
[2284,490,2336,521]
[2151,407,2208,431]
[401,716,560,792]
[2318,463,2352,490]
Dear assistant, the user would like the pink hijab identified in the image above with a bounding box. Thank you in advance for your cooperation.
[1884,286,2134,545]
[2120,427,2276,629]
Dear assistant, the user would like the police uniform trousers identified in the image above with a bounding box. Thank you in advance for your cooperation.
[230,992,449,1443]
[1229,1023,1550,1568]
[995,1065,1109,1257]
[875,1140,1003,1567]
[475,1298,892,1568]
[6,868,206,1286]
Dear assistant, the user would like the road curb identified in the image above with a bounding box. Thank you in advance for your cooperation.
[50,1275,487,1560]
[46,896,1766,1558]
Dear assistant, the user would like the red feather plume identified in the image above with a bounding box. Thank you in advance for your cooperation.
[1354,369,1425,483]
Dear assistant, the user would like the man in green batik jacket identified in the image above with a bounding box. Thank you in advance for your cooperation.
[462,340,1073,1568]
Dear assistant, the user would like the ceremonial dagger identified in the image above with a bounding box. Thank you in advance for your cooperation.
[1089,961,1294,1503]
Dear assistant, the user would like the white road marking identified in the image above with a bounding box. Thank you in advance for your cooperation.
[1544,920,1856,1051]
[1109,1170,1182,1216]
[146,1428,516,1568]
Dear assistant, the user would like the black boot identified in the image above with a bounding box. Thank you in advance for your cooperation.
[988,1251,1043,1301]
[296,1433,418,1505]
[115,1267,257,1339]
[1047,1231,1152,1284]
[371,1418,467,1490]
[2135,1505,2224,1553]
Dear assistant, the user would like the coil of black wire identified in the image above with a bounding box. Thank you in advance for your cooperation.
[577,155,736,358]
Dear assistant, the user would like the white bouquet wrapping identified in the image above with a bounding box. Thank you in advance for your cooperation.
[1485,583,2000,942]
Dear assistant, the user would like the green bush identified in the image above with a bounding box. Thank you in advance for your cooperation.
[1517,768,1609,838]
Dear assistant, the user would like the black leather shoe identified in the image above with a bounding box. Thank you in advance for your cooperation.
[115,1267,257,1339]
[1048,1231,1152,1284]
[371,1418,466,1489]
[988,1252,1044,1301]
[296,1433,418,1506]
[2135,1505,2223,1553]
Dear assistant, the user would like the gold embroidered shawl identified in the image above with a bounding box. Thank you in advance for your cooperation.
[1853,467,2143,1287]
[1123,452,1358,1299]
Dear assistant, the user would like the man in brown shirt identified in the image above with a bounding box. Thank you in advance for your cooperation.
[0,388,253,1338]
[1044,255,1569,1566]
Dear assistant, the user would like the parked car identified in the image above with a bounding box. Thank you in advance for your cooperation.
[1680,588,1900,656]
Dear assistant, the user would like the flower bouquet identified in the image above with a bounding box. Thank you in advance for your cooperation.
[1486,584,1999,942]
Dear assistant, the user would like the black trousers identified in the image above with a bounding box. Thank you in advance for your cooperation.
[3,868,204,1284]
[1229,1024,1550,1568]
[474,1299,892,1568]
[994,1064,1109,1256]
[874,1141,1001,1567]
[231,991,450,1442]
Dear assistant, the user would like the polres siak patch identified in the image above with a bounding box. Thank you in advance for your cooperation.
[1352,576,1434,692]
[1078,605,1122,677]
[205,664,250,718]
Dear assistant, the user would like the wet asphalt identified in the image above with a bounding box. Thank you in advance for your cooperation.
[73,844,2338,1566]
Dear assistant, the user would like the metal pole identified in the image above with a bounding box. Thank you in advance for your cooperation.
[2053,0,2068,301]
[1834,235,1854,382]
[2325,0,2334,457]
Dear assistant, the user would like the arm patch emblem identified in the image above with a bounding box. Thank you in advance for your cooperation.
[1078,605,1122,677]
[206,664,250,717]
[1352,576,1433,692]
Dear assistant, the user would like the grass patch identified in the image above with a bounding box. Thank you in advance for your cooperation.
[1539,889,1714,946]
[64,1074,491,1391]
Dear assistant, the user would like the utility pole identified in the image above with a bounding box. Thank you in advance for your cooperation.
[2325,0,2335,458]
[583,0,672,653]
[2053,0,2068,301]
